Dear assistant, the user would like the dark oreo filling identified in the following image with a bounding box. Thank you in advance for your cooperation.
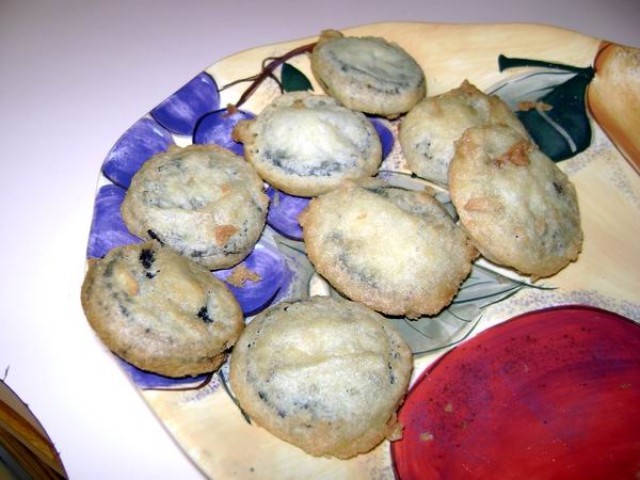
[552,181,564,195]
[147,229,164,245]
[327,50,415,93]
[388,361,397,385]
[139,248,155,269]
[197,305,214,324]
[156,157,184,172]
[259,390,287,418]
[293,398,311,410]
[366,186,388,197]
[112,291,133,320]
[336,252,380,290]
[268,151,353,177]
[416,138,434,161]
[325,231,381,290]
[139,248,158,279]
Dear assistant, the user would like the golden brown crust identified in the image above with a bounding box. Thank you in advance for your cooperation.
[81,242,244,377]
[233,92,382,197]
[399,80,529,185]
[300,181,477,318]
[121,144,268,270]
[310,30,426,117]
[449,125,583,278]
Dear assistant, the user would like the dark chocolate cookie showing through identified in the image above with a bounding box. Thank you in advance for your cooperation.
[449,125,583,279]
[399,80,529,186]
[233,92,382,197]
[310,29,426,118]
[121,144,269,270]
[229,295,413,459]
[299,180,478,318]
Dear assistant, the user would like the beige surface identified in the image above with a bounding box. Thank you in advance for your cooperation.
[133,23,640,479]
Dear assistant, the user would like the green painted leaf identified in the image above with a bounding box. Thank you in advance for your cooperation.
[491,55,595,161]
[514,74,593,161]
[281,62,313,93]
[498,55,594,76]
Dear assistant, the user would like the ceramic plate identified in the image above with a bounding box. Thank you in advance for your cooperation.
[85,23,640,478]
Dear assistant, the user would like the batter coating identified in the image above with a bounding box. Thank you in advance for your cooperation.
[121,144,268,270]
[81,241,244,377]
[232,92,382,197]
[311,29,426,117]
[449,125,583,279]
[229,296,413,458]
[399,80,529,185]
[299,180,477,318]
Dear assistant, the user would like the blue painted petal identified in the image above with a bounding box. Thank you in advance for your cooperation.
[87,184,142,259]
[266,186,310,241]
[151,72,221,136]
[118,358,210,390]
[193,108,255,155]
[489,62,594,162]
[102,117,174,189]
[369,116,395,159]
[214,241,292,316]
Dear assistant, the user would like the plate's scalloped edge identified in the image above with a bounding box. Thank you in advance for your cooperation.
[212,21,604,65]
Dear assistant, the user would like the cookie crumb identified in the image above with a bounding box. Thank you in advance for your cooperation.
[495,140,531,167]
[215,225,239,245]
[226,264,261,287]
[420,432,434,442]
[517,100,553,112]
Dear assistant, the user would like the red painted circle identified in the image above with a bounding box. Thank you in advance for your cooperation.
[391,305,640,479]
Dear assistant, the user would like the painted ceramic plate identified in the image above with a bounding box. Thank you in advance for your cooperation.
[84,23,640,478]
[391,305,640,479]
